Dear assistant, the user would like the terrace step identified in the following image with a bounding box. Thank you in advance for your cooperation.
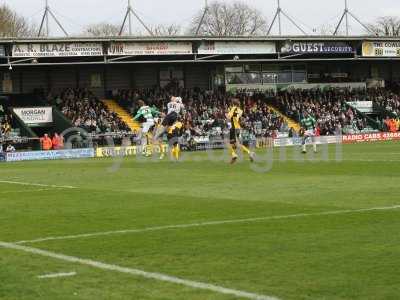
[266,104,301,132]
[102,99,140,132]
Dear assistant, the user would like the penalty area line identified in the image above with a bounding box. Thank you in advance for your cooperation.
[0,180,77,189]
[14,204,400,245]
[0,241,279,300]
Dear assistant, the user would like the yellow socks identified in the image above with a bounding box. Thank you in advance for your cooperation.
[171,145,179,160]
[230,145,238,158]
[160,143,166,155]
[144,134,152,156]
[173,145,180,160]
[241,145,251,155]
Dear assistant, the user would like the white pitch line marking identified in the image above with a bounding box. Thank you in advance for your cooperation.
[38,272,77,279]
[0,241,278,300]
[14,204,400,245]
[0,180,77,189]
[268,158,400,163]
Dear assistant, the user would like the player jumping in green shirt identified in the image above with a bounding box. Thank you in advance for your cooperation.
[133,100,160,157]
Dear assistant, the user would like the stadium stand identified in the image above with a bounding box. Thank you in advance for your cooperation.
[112,86,400,138]
[2,85,393,144]
[6,85,399,149]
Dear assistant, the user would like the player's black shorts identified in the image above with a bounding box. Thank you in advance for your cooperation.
[167,127,182,145]
[230,128,241,144]
[162,112,178,127]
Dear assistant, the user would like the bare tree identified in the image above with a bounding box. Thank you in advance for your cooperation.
[152,24,182,36]
[189,1,267,36]
[83,22,120,37]
[0,4,37,37]
[367,16,400,36]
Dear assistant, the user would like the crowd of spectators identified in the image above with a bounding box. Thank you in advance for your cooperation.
[366,88,400,118]
[113,88,287,139]
[48,88,130,133]
[46,86,400,138]
[273,89,370,135]
[0,105,13,138]
[0,106,15,159]
[116,87,400,137]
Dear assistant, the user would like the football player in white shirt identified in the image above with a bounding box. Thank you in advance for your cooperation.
[154,96,185,159]
[155,96,184,138]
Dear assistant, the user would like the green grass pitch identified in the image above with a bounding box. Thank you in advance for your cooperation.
[0,142,399,300]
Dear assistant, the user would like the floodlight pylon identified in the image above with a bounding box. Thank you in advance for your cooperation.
[38,0,69,37]
[119,0,154,36]
[195,0,209,36]
[267,0,307,35]
[333,0,374,35]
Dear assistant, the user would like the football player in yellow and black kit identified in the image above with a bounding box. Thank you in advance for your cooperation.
[227,98,255,164]
[167,120,184,161]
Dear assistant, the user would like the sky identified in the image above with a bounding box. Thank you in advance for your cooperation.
[3,0,400,36]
